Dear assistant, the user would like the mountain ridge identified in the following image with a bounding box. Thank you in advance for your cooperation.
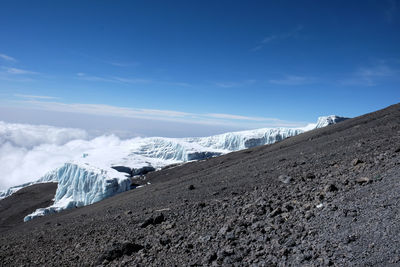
[1,105,399,265]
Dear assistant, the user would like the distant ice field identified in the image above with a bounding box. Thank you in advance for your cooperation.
[0,116,347,221]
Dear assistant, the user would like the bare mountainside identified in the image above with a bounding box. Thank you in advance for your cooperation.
[1,103,400,266]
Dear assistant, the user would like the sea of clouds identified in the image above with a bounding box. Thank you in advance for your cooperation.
[0,121,128,190]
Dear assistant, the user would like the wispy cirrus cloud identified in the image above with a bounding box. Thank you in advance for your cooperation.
[162,81,192,87]
[253,25,304,51]
[341,63,399,86]
[13,98,194,121]
[0,67,39,82]
[215,80,256,88]
[385,0,398,23]
[10,98,308,128]
[76,72,116,82]
[4,67,38,75]
[0,54,40,82]
[77,73,149,84]
[108,61,140,67]
[0,53,17,62]
[112,76,152,84]
[76,72,190,87]
[269,75,315,85]
[14,94,59,100]
[206,113,280,122]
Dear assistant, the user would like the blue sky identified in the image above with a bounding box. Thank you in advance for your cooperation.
[0,0,399,137]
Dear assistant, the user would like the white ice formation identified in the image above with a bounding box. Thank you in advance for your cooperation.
[23,163,130,221]
[0,115,347,221]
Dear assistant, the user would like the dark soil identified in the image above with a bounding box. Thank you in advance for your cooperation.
[0,182,57,233]
[0,103,400,266]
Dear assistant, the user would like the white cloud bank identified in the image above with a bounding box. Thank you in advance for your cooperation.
[0,121,91,189]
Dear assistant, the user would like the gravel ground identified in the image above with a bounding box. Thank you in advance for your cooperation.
[0,103,399,266]
[0,182,57,233]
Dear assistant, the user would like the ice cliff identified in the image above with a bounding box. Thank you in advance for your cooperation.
[189,128,304,151]
[24,163,130,221]
[314,115,348,128]
[0,115,347,221]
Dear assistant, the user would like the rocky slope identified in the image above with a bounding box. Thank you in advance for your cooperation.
[0,103,399,266]
[0,183,57,232]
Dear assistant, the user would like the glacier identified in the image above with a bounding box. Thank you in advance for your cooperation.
[0,115,347,221]
[314,115,348,129]
[24,163,131,221]
[189,128,304,151]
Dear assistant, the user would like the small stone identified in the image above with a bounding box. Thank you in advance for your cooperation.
[159,237,171,246]
[305,211,313,219]
[306,172,316,179]
[153,213,165,224]
[346,234,358,244]
[324,184,338,192]
[225,232,236,241]
[219,225,231,235]
[279,248,290,256]
[270,207,283,217]
[278,175,293,184]
[122,242,144,255]
[162,222,175,230]
[124,210,132,215]
[330,205,338,211]
[140,213,165,228]
[205,252,217,264]
[352,158,363,166]
[96,242,143,264]
[303,254,312,261]
[198,235,211,243]
[188,185,195,190]
[218,248,234,258]
[284,203,294,212]
[356,177,371,184]
[140,217,154,228]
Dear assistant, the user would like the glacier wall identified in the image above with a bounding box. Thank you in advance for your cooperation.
[315,115,348,128]
[190,128,304,151]
[151,115,347,160]
[141,115,347,159]
[0,115,348,222]
[133,137,226,162]
[24,163,131,222]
